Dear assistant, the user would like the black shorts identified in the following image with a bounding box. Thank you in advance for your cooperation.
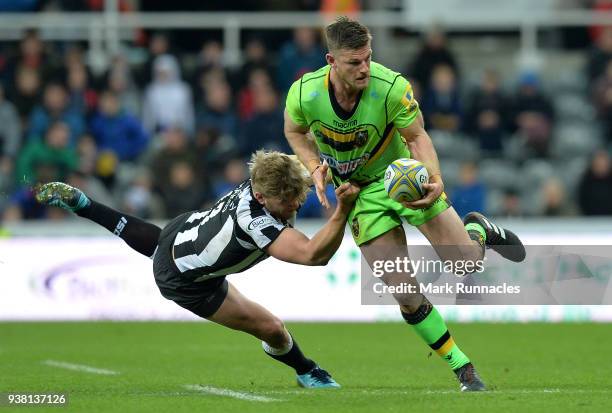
[153,212,229,318]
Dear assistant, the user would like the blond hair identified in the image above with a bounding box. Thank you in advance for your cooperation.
[249,151,311,203]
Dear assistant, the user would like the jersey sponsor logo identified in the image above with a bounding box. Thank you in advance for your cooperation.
[401,83,419,115]
[332,119,357,129]
[321,153,370,179]
[247,216,277,231]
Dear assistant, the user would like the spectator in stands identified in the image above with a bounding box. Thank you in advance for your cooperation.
[194,126,238,172]
[10,66,42,125]
[450,162,486,218]
[465,69,510,154]
[196,79,238,142]
[191,40,230,93]
[121,168,164,219]
[142,54,194,136]
[16,122,77,188]
[2,187,61,221]
[237,67,274,120]
[510,72,555,158]
[540,177,574,216]
[213,158,248,199]
[235,37,275,91]
[421,64,462,132]
[239,84,290,156]
[54,44,87,82]
[150,127,201,198]
[106,55,141,116]
[0,84,22,191]
[138,31,172,88]
[162,161,209,217]
[592,59,612,142]
[499,189,523,218]
[65,62,98,117]
[90,90,150,162]
[277,27,326,92]
[408,27,459,91]
[578,149,612,215]
[75,133,97,176]
[586,26,612,88]
[5,29,55,88]
[27,82,85,146]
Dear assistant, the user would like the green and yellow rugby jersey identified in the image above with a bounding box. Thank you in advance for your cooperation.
[285,61,420,186]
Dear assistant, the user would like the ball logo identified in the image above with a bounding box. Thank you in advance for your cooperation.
[419,174,427,183]
[248,216,276,231]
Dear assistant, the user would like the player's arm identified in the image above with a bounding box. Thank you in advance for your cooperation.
[284,79,332,208]
[389,75,444,209]
[284,110,320,174]
[397,112,444,208]
[284,110,332,209]
[266,182,359,266]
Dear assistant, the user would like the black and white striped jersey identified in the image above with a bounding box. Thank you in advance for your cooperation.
[171,180,293,282]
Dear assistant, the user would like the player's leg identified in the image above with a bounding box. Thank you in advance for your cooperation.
[207,282,340,388]
[35,182,160,257]
[416,207,484,264]
[350,182,485,391]
[360,226,485,391]
[418,206,525,264]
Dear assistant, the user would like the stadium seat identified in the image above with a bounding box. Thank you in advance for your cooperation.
[554,93,596,123]
[522,159,555,189]
[478,159,519,191]
[439,158,463,191]
[554,157,588,198]
[485,188,505,217]
[550,123,603,160]
[429,131,480,161]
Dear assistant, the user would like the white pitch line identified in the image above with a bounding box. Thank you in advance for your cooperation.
[43,360,120,376]
[184,384,282,402]
[261,388,611,396]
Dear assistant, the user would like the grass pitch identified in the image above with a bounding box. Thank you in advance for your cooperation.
[0,322,610,412]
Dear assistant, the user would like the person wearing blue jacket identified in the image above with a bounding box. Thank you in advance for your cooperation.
[89,90,150,162]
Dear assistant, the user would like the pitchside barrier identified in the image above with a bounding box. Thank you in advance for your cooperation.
[1,219,611,322]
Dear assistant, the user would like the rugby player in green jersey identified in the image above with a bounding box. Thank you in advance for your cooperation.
[284,16,526,392]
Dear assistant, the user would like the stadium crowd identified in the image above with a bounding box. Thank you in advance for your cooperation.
[0,17,611,222]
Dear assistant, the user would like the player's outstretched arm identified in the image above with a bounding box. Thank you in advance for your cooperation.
[398,112,445,209]
[284,110,331,209]
[266,182,359,266]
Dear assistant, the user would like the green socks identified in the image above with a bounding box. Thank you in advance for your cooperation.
[402,304,470,371]
[465,222,486,248]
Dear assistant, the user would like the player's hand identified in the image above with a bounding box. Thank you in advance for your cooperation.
[335,182,360,213]
[401,181,444,210]
[312,160,331,209]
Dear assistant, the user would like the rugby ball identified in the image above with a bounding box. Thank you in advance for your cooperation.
[383,158,428,203]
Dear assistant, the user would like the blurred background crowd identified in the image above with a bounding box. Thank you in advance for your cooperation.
[0,0,611,222]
